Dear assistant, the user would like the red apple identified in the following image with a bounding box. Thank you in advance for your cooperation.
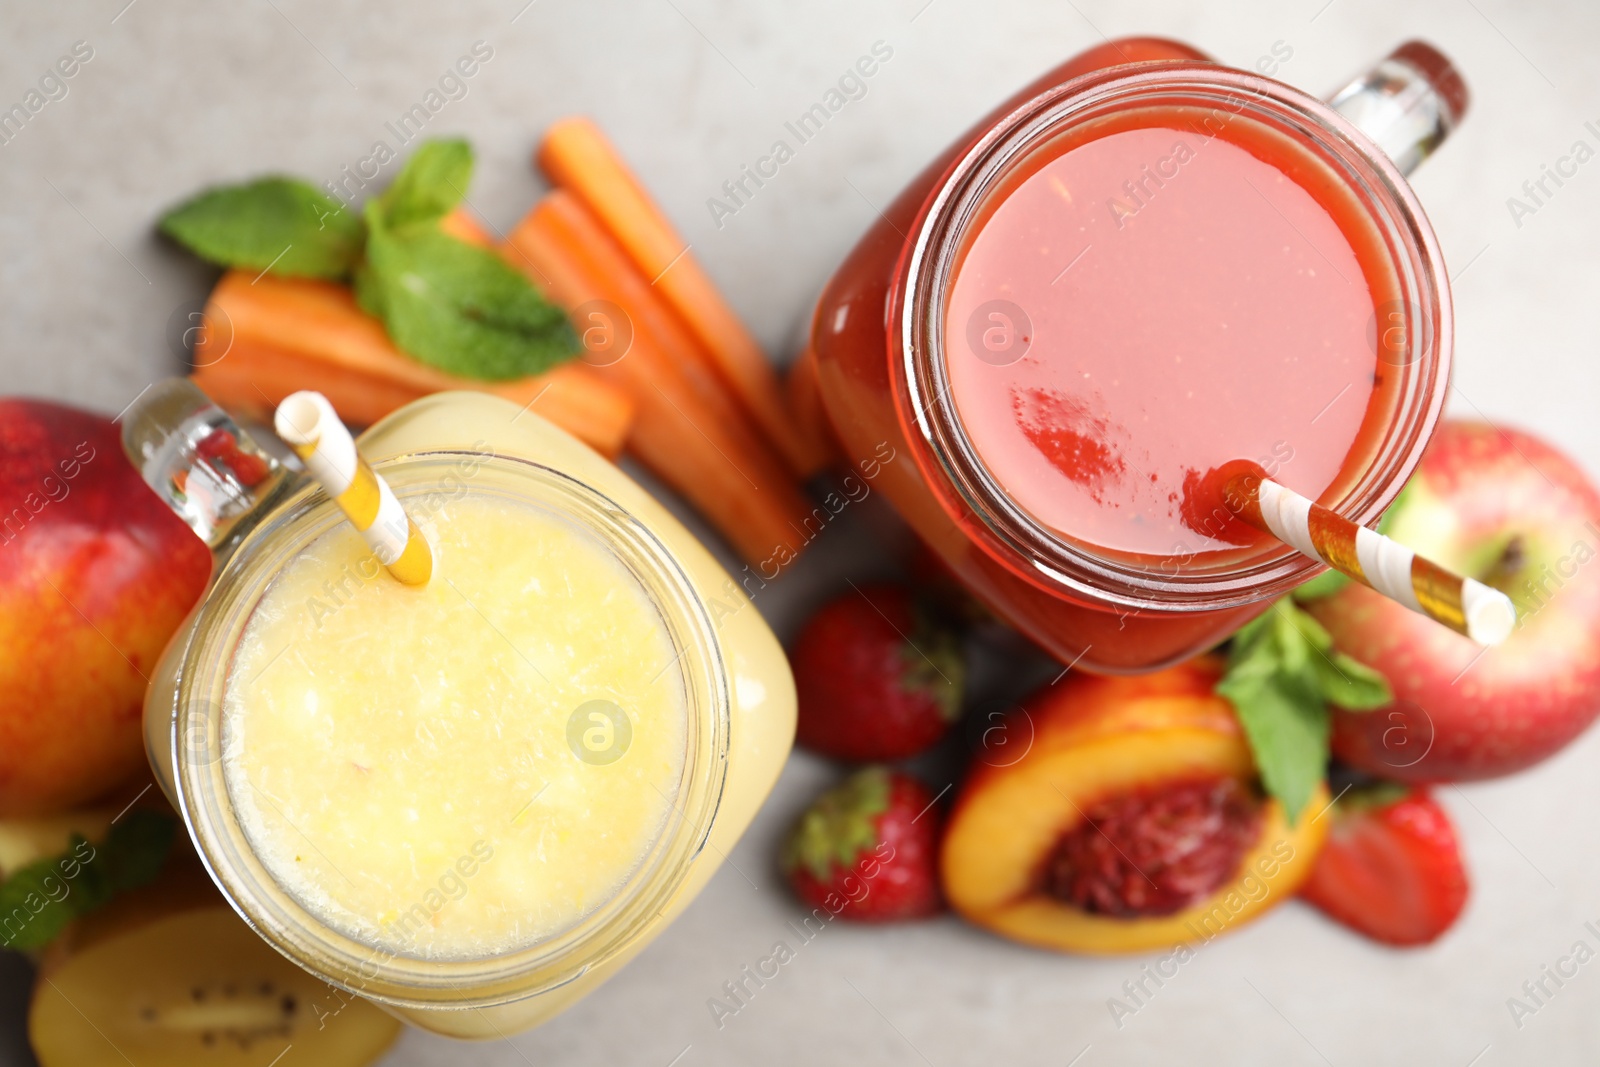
[0,399,211,815]
[1307,420,1600,782]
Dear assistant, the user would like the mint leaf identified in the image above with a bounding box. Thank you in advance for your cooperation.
[1217,664,1328,827]
[359,204,576,381]
[160,139,575,382]
[100,809,178,890]
[1314,651,1392,711]
[1277,597,1393,711]
[377,139,473,230]
[0,810,177,951]
[1274,606,1311,675]
[159,177,363,280]
[1226,609,1276,662]
[1216,600,1392,824]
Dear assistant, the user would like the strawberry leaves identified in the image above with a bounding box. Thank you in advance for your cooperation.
[780,767,890,881]
[1216,600,1391,824]
[900,609,966,723]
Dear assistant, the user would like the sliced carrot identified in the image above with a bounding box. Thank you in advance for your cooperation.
[194,271,635,457]
[784,342,838,472]
[537,117,827,478]
[501,195,764,464]
[193,338,419,427]
[438,206,495,247]
[193,336,629,458]
[504,192,812,568]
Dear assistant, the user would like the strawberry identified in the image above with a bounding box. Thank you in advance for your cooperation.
[1299,783,1469,946]
[791,583,965,761]
[782,767,943,922]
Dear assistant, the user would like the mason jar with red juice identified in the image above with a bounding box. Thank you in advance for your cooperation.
[806,37,1468,672]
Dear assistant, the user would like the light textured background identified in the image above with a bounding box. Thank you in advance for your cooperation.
[3,0,1599,1064]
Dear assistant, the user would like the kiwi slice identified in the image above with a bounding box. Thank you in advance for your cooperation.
[30,898,399,1066]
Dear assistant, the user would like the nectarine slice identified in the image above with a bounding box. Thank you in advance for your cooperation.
[942,661,1328,954]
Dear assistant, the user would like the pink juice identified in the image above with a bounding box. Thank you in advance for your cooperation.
[945,106,1401,562]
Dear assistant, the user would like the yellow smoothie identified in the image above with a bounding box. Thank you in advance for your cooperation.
[142,390,798,1038]
[222,492,687,960]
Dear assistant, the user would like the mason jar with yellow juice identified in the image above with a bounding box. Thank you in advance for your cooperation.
[122,382,796,1038]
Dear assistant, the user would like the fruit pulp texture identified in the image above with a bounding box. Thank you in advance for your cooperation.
[945,105,1400,564]
[223,492,687,960]
[1041,776,1262,917]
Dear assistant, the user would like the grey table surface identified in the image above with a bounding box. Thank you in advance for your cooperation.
[4,0,1600,1063]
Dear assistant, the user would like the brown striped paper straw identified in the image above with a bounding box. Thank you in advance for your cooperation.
[1224,471,1516,645]
[274,391,433,586]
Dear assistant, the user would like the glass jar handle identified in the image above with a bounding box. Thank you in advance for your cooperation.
[1327,40,1469,177]
[120,378,299,562]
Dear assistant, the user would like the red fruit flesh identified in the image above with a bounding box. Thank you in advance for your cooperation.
[1040,777,1263,917]
[1300,789,1468,946]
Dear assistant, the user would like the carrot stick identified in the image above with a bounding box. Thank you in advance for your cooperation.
[520,192,809,500]
[785,343,838,472]
[503,193,812,567]
[193,339,419,427]
[501,196,765,460]
[438,206,495,247]
[537,117,827,479]
[193,335,630,458]
[193,271,635,457]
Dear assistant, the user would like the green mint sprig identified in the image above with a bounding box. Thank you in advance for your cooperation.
[0,809,177,951]
[357,201,576,381]
[1215,600,1392,825]
[158,139,577,382]
[158,177,364,280]
[375,137,473,228]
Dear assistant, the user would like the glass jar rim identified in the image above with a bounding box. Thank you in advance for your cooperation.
[172,448,731,1010]
[895,60,1452,613]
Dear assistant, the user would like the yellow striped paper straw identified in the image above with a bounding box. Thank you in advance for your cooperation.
[274,391,433,586]
[1225,471,1515,645]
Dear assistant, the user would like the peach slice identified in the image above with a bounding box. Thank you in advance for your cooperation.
[942,659,1328,954]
